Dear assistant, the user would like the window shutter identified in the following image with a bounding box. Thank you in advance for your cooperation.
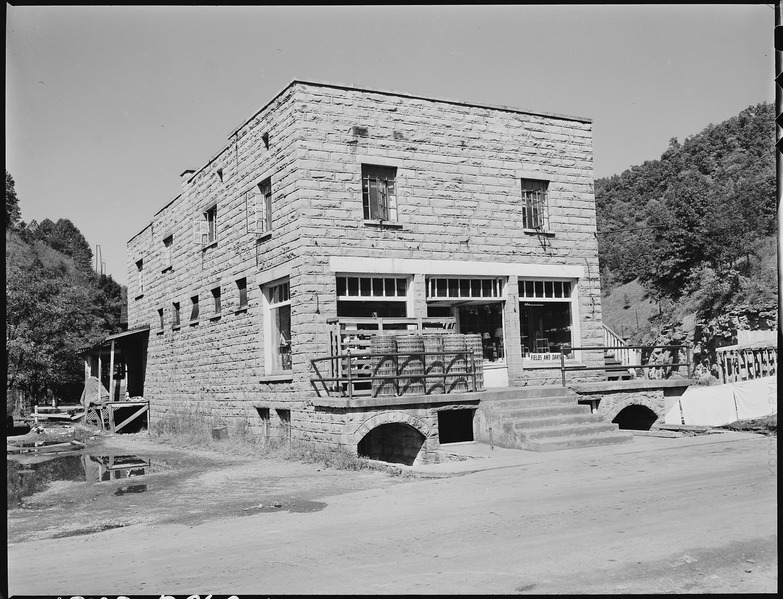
[264,188,272,232]
[194,214,202,245]
[201,213,209,244]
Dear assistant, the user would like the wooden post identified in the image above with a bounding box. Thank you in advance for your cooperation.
[97,353,102,405]
[109,340,116,402]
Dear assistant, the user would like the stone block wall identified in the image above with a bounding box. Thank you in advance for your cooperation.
[126,80,604,453]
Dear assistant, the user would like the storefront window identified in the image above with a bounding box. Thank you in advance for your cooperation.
[456,303,505,362]
[518,279,575,360]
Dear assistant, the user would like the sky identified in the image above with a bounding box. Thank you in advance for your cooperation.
[6,5,775,286]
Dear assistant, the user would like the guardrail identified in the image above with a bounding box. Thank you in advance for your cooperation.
[310,350,479,400]
[558,344,692,387]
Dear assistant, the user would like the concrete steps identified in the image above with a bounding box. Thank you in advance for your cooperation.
[475,386,633,451]
[604,352,634,381]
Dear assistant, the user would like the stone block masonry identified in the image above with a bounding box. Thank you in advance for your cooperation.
[126,80,605,461]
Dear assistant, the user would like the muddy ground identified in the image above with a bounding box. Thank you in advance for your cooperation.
[7,427,404,544]
[7,425,778,595]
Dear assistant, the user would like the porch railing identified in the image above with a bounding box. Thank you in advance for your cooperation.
[557,344,692,387]
[310,349,478,400]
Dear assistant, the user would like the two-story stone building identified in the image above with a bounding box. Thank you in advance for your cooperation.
[125,80,607,463]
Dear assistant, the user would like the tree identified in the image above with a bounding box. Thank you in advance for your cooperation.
[6,255,98,399]
[6,170,21,229]
[30,217,93,273]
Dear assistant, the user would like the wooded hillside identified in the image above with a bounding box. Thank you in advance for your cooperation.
[5,171,125,402]
[596,103,777,369]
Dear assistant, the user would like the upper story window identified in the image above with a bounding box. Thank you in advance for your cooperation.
[521,179,549,230]
[196,204,218,248]
[135,259,144,298]
[162,235,173,271]
[244,177,272,236]
[362,165,397,222]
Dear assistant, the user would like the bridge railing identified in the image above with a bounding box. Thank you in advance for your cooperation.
[715,342,777,384]
[558,344,692,387]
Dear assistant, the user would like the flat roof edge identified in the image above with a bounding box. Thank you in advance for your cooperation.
[289,79,593,124]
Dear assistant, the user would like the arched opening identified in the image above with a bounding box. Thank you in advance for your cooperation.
[612,405,659,431]
[357,423,426,466]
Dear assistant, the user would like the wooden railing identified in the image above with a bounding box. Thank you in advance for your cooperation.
[602,323,641,367]
[328,317,456,382]
[715,342,777,384]
[558,344,692,386]
[310,349,479,400]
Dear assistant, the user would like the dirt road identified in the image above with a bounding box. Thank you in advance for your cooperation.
[7,431,777,595]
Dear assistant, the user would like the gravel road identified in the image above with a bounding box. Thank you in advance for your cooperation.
[7,430,777,595]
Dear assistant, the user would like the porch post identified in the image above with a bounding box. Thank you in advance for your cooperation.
[504,275,523,384]
[109,340,116,402]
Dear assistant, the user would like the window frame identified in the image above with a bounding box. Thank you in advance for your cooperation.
[517,279,578,360]
[236,277,248,312]
[189,294,200,323]
[196,204,218,249]
[263,278,292,375]
[521,178,549,231]
[210,285,222,319]
[244,177,273,237]
[361,164,398,223]
[172,301,181,330]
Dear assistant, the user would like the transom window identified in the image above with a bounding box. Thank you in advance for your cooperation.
[519,280,572,299]
[427,277,504,300]
[521,179,548,230]
[362,164,397,222]
[336,276,408,300]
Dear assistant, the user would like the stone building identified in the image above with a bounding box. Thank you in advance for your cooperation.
[125,80,607,462]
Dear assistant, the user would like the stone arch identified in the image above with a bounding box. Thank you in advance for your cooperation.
[343,411,432,466]
[603,395,664,427]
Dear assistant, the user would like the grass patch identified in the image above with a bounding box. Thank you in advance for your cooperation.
[149,407,412,477]
[720,415,777,436]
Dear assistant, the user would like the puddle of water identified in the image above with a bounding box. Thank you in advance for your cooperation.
[7,454,163,509]
[241,500,327,515]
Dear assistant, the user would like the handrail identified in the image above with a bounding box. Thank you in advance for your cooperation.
[559,344,692,386]
[310,349,478,399]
